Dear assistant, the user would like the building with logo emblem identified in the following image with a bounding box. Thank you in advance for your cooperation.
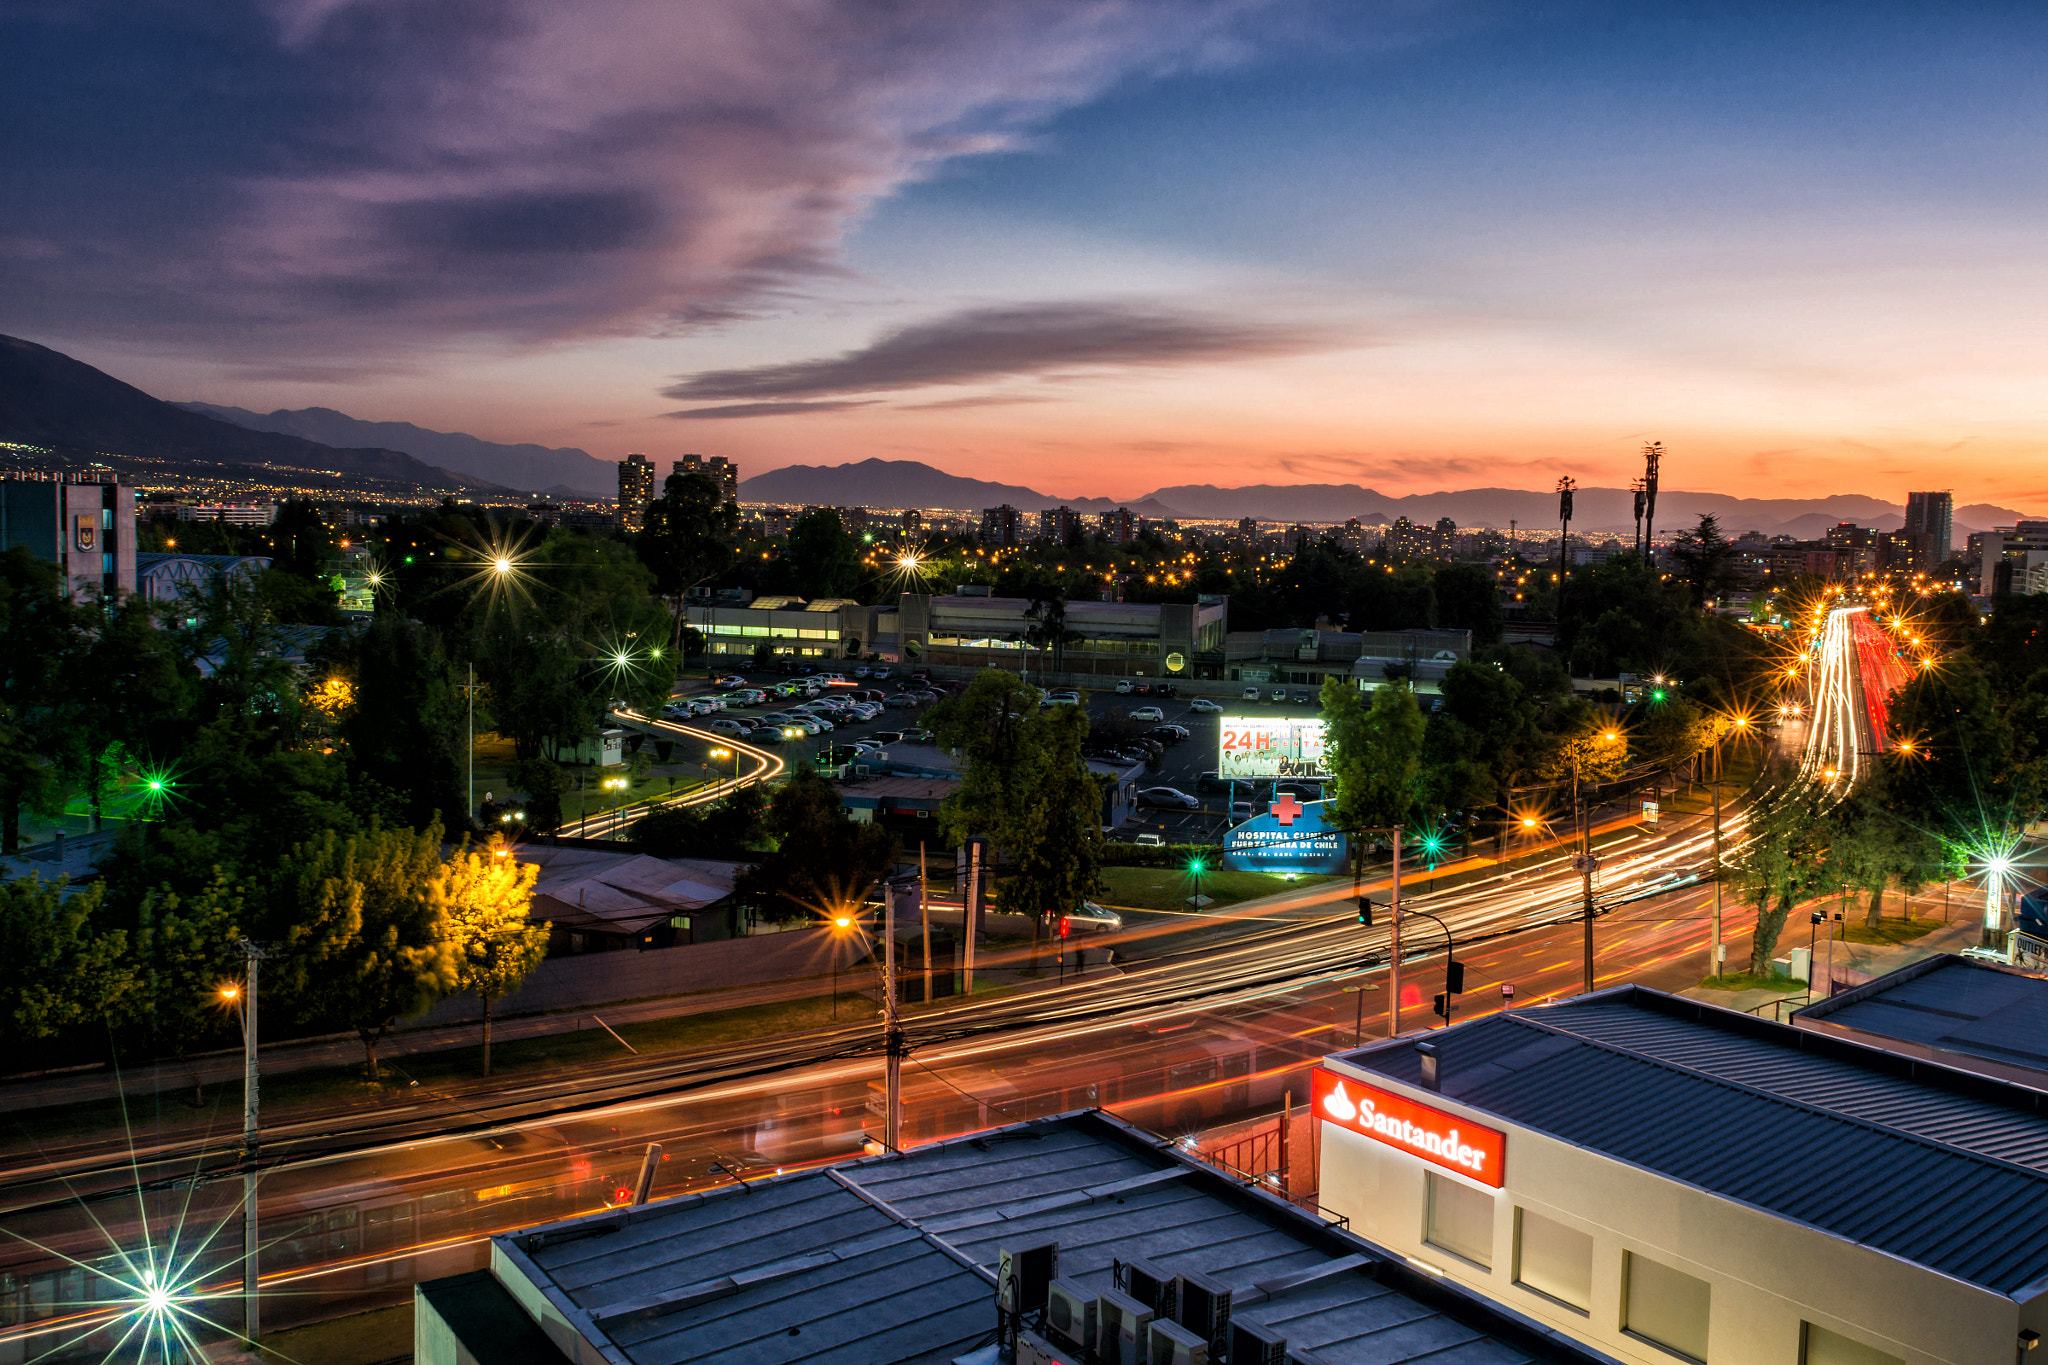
[0,472,136,600]
[1316,984,2048,1365]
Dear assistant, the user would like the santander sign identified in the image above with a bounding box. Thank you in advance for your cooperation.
[1313,1067,1505,1188]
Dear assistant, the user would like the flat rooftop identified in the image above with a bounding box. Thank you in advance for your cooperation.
[1338,986,2048,1298]
[1795,952,2048,1081]
[490,1110,1599,1365]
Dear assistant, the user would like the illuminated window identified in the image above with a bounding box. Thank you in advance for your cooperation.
[1424,1171,1493,1269]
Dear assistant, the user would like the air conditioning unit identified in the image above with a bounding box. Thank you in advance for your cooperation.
[997,1241,1060,1316]
[1117,1255,1178,1321]
[1044,1278,1097,1355]
[1015,1327,1081,1365]
[1148,1318,1210,1365]
[1231,1319,1288,1365]
[1173,1268,1231,1359]
[1096,1287,1153,1365]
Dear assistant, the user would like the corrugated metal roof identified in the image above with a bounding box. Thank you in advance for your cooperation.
[498,1112,1592,1365]
[1803,955,2048,1075]
[1343,988,2048,1296]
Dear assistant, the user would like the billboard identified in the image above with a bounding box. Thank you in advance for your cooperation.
[1221,796,1348,875]
[1218,716,1329,781]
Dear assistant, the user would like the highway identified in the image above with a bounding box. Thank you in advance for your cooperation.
[0,635,1877,1355]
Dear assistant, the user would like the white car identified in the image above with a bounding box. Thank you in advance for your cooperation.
[1188,697,1223,713]
[872,666,893,680]
[1129,706,1164,723]
[707,718,746,736]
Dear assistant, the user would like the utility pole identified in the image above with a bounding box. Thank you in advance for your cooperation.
[1710,745,1724,978]
[1556,477,1576,585]
[235,940,267,1344]
[883,876,912,1151]
[1573,755,1600,994]
[919,843,932,1005]
[962,839,982,997]
[467,661,475,823]
[1388,829,1405,1035]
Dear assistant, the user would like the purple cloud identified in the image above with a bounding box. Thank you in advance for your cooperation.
[661,301,1340,400]
[664,399,878,419]
[0,1,1274,361]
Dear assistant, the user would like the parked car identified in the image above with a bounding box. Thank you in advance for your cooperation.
[901,728,936,744]
[1291,690,1312,704]
[1146,725,1190,743]
[1154,683,1178,698]
[1115,679,1136,694]
[1064,902,1123,934]
[1133,681,1154,696]
[708,718,746,736]
[1243,686,1263,702]
[870,730,906,745]
[1230,800,1256,821]
[853,665,871,678]
[1133,833,1166,847]
[885,693,918,708]
[1270,687,1286,702]
[1129,706,1164,723]
[1136,786,1200,810]
[872,667,893,680]
[712,675,746,688]
[1195,770,1229,793]
[1189,697,1224,713]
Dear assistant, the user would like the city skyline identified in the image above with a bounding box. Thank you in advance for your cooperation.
[9,3,2048,506]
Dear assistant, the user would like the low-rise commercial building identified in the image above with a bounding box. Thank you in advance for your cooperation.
[900,589,1228,679]
[1793,953,2048,1089]
[1226,628,1472,691]
[417,1109,1606,1365]
[1317,984,2048,1365]
[685,596,898,662]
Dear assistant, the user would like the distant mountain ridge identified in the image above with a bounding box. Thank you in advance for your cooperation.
[742,460,2034,546]
[178,402,613,496]
[0,334,494,492]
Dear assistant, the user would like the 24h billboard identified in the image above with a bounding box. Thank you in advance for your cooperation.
[1218,716,1330,782]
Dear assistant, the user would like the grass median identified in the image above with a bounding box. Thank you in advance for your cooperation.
[1096,865,1340,913]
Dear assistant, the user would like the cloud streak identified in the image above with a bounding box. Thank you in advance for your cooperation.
[664,399,877,419]
[0,0,1273,360]
[661,301,1341,401]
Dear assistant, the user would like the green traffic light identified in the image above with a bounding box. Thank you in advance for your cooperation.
[1187,859,1205,875]
[147,779,165,792]
[1650,689,1666,702]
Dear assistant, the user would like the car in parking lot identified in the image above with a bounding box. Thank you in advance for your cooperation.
[707,718,747,737]
[1136,786,1200,810]
[1242,686,1263,702]
[1270,687,1287,702]
[1188,697,1223,713]
[1041,689,1080,707]
[872,666,892,680]
[1291,690,1312,704]
[901,728,936,744]
[1146,724,1190,744]
[1128,706,1164,723]
[712,675,746,688]
[1064,902,1122,934]
[1133,832,1166,847]
[852,665,871,678]
[1115,679,1136,694]
[870,730,906,746]
[1230,800,1256,820]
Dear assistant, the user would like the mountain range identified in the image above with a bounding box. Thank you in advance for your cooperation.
[0,334,492,492]
[745,461,2033,546]
[177,402,614,498]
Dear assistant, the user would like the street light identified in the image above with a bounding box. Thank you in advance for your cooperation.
[831,914,855,1018]
[223,941,266,1342]
[710,746,735,783]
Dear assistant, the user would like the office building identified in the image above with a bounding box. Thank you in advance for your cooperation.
[1904,491,1953,561]
[616,452,655,531]
[1317,984,2048,1365]
[684,596,895,662]
[415,1110,1602,1365]
[0,473,136,600]
[979,503,1024,547]
[671,452,737,503]
[1983,522,2048,598]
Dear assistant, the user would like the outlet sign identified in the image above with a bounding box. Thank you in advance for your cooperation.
[1313,1067,1505,1188]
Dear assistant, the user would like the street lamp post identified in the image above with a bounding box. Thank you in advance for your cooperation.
[831,914,853,1018]
[223,940,267,1343]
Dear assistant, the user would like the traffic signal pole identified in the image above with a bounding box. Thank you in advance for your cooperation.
[1389,829,1404,1036]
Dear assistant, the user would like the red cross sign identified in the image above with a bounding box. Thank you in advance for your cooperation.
[1270,793,1304,825]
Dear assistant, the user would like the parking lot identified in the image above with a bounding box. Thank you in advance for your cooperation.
[673,670,1327,845]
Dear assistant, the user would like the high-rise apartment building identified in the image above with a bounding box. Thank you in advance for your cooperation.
[1038,506,1081,542]
[1904,490,1953,563]
[900,508,923,537]
[617,452,655,530]
[979,504,1023,547]
[1100,506,1135,544]
[673,452,738,503]
[1237,516,1259,542]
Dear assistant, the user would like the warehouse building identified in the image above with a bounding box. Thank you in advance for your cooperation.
[1316,984,2048,1365]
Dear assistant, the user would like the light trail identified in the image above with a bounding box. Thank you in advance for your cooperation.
[554,706,785,839]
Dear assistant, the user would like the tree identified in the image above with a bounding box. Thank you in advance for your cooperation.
[1431,563,1504,644]
[776,508,861,599]
[0,547,90,852]
[738,770,899,922]
[340,615,470,830]
[637,470,739,651]
[432,842,546,1076]
[0,877,133,1043]
[1022,579,1079,677]
[70,593,189,832]
[279,822,462,1078]
[1728,781,1829,973]
[996,705,1104,962]
[123,871,245,1089]
[1668,514,1739,606]
[1321,677,1425,838]
[630,784,769,858]
[1822,784,1937,929]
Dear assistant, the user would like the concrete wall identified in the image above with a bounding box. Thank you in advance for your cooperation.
[1317,1059,2024,1365]
[412,927,865,1027]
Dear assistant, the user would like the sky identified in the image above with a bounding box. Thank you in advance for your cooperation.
[5,0,2047,507]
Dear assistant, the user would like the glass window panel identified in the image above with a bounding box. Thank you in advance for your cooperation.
[1514,1208,1592,1311]
[1424,1171,1494,1270]
[1623,1252,1710,1362]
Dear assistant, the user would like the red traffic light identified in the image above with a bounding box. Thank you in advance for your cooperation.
[1057,915,1070,939]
